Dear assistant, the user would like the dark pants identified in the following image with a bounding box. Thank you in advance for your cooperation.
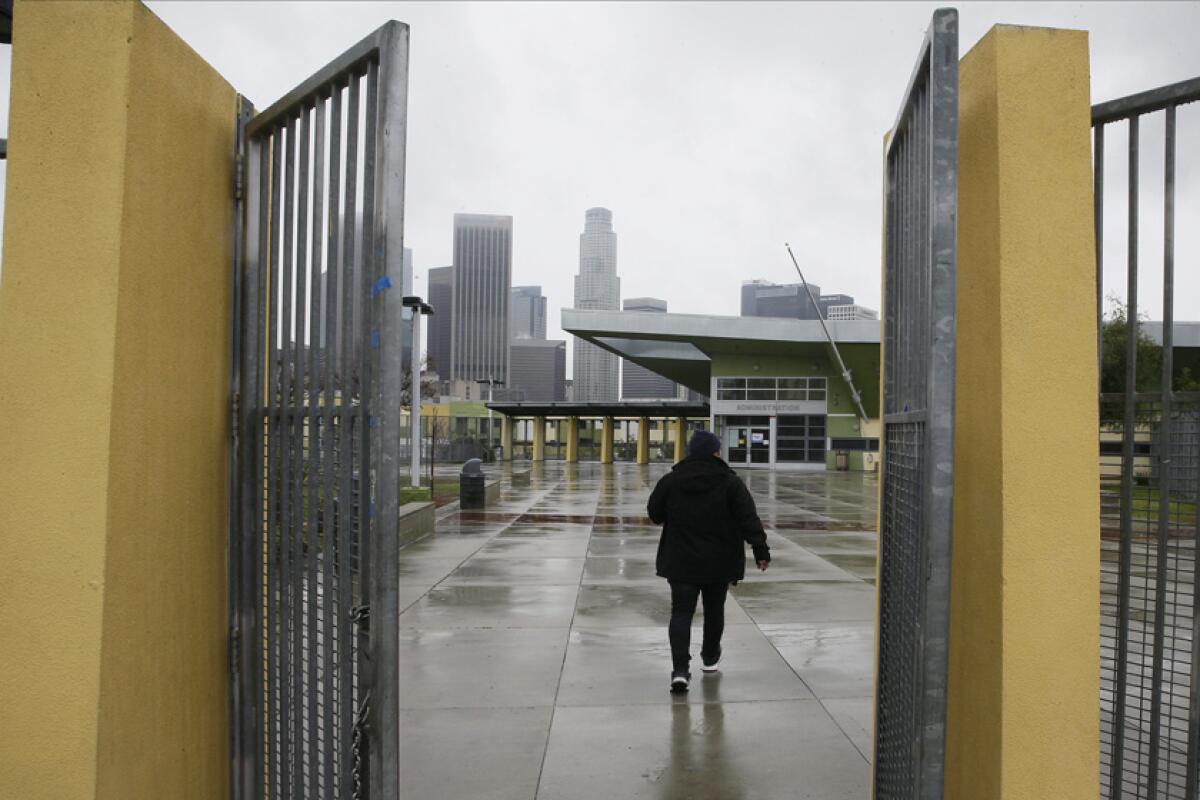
[668,581,728,674]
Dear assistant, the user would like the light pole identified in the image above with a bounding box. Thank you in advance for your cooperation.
[402,296,434,489]
[485,376,504,460]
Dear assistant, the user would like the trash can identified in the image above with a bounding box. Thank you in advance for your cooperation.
[460,458,486,509]
[835,450,850,472]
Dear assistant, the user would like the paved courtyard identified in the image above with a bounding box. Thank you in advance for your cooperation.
[396,462,879,800]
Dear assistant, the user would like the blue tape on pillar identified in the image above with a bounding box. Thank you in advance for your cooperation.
[370,330,380,349]
[369,416,376,429]
[371,275,392,298]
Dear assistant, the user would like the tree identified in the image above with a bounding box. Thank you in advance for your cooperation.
[1101,297,1198,425]
[1101,300,1162,396]
[401,353,439,408]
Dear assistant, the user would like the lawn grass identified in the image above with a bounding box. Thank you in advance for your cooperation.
[1130,485,1197,524]
[400,479,462,507]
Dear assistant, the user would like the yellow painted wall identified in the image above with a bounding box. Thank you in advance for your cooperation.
[946,25,1098,800]
[0,2,237,798]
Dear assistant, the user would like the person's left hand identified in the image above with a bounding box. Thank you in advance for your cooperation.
[757,560,769,572]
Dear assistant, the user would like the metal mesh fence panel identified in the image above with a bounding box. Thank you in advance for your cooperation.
[876,421,925,795]
[1093,76,1200,800]
[875,9,957,799]
[1101,395,1200,799]
[232,22,408,800]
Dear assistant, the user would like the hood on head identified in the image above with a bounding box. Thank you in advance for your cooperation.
[672,455,733,493]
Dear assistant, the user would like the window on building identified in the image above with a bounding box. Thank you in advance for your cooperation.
[776,415,827,463]
[717,376,829,402]
[777,377,807,400]
[716,377,747,400]
[830,437,880,452]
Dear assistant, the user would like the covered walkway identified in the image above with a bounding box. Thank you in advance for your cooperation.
[396,462,878,799]
[488,401,711,465]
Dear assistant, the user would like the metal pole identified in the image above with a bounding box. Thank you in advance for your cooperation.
[410,309,422,489]
[783,243,870,423]
[1111,113,1140,800]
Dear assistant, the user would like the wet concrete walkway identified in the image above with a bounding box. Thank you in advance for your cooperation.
[397,462,878,800]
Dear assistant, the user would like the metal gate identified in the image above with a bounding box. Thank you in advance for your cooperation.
[874,9,958,799]
[229,22,409,800]
[1094,77,1200,800]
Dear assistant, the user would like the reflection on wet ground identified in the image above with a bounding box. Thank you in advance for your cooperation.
[398,462,878,799]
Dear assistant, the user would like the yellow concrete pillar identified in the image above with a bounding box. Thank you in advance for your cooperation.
[565,416,579,463]
[600,416,615,464]
[0,3,237,797]
[943,25,1098,800]
[532,416,546,462]
[500,415,514,461]
[636,416,650,465]
[673,417,687,464]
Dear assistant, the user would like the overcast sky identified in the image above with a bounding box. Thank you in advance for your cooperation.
[5,2,1200,376]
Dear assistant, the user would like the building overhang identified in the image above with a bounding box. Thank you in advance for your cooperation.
[486,400,710,418]
[562,309,881,396]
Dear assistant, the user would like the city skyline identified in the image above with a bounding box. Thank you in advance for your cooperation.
[410,209,915,383]
[140,3,1200,377]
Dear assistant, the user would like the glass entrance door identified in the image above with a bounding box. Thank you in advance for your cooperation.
[727,426,771,466]
[748,427,771,464]
[729,427,749,463]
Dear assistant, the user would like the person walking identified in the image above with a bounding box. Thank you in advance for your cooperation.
[647,429,770,694]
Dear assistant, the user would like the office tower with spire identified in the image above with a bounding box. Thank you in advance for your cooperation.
[571,207,620,401]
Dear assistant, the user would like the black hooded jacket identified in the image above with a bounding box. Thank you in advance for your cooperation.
[647,455,770,585]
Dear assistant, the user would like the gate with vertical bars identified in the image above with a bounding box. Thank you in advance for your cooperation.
[1094,77,1200,800]
[228,22,409,800]
[874,8,958,800]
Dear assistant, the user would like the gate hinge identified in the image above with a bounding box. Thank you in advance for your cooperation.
[229,626,240,674]
[234,152,245,201]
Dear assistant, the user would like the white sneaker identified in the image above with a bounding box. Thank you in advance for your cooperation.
[670,673,690,693]
[701,649,721,673]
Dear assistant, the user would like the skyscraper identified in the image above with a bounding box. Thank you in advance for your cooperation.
[450,213,512,384]
[740,280,822,319]
[621,297,678,399]
[510,339,566,401]
[510,286,547,341]
[572,207,620,401]
[426,265,454,379]
[740,281,876,321]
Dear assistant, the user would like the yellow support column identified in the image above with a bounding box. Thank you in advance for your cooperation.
[0,4,237,797]
[600,416,615,464]
[532,415,546,462]
[564,417,578,465]
[501,414,514,462]
[673,417,687,464]
[943,26,1097,800]
[636,416,650,465]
